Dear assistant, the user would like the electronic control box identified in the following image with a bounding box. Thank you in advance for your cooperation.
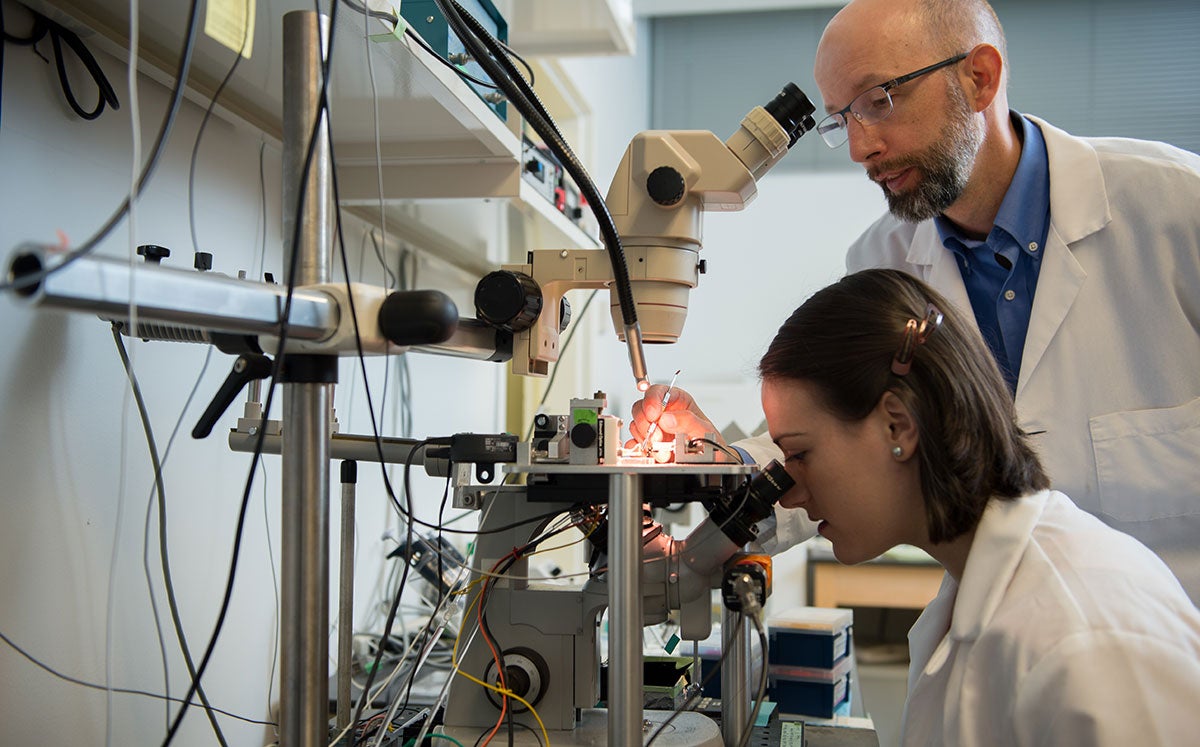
[399,0,508,121]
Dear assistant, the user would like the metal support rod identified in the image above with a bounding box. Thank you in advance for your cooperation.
[608,473,644,746]
[279,11,333,747]
[721,604,752,746]
[336,461,358,731]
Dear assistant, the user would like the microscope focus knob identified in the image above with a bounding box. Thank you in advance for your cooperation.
[474,270,543,332]
[484,648,548,712]
[646,166,686,206]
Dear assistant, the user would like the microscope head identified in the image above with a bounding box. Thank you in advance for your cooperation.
[603,83,816,345]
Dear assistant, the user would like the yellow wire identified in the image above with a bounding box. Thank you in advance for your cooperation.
[455,669,551,747]
[450,575,551,745]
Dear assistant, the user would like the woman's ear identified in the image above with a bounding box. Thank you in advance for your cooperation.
[879,390,919,460]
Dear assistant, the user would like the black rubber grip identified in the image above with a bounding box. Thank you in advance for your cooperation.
[377,290,459,346]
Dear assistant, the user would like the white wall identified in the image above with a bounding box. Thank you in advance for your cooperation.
[0,7,884,744]
[0,12,505,745]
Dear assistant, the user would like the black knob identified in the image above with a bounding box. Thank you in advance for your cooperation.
[475,271,543,333]
[570,422,596,449]
[137,244,170,264]
[698,259,708,274]
[194,252,213,271]
[505,665,531,697]
[377,290,459,346]
[558,296,572,333]
[646,166,686,206]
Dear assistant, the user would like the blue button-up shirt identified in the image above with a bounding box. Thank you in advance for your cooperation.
[935,113,1050,395]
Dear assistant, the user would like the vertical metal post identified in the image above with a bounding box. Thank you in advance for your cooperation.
[280,11,334,747]
[336,461,358,731]
[608,473,643,746]
[721,605,751,746]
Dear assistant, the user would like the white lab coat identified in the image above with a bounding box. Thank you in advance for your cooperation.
[845,116,1200,602]
[901,490,1200,746]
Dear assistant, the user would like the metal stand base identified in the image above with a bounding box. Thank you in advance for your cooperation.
[442,709,723,746]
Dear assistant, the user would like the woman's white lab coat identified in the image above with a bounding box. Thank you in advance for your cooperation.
[901,490,1200,746]
[845,116,1200,601]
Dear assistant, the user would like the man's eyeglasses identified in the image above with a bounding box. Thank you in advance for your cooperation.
[816,52,969,148]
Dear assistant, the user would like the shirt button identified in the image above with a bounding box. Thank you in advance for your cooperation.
[1028,242,1039,252]
[1004,289,1017,301]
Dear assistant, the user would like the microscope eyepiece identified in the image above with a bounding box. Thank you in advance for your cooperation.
[710,459,796,546]
[764,83,818,147]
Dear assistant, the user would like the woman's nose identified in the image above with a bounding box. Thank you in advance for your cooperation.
[778,480,809,509]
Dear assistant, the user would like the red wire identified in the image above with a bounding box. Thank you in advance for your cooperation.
[477,519,591,746]
[478,552,514,747]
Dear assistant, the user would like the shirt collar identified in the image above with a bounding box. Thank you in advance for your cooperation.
[936,112,1050,256]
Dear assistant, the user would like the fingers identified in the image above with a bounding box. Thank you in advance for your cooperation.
[625,385,720,446]
[637,385,696,422]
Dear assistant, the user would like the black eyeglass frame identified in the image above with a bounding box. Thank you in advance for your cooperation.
[817,52,970,148]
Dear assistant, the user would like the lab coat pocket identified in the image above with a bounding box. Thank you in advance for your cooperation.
[1090,397,1200,522]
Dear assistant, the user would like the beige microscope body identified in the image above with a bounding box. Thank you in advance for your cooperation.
[503,104,801,377]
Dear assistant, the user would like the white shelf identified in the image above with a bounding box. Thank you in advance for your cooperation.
[27,0,600,253]
[504,0,636,56]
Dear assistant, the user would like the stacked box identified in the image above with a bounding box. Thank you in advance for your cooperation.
[767,607,854,719]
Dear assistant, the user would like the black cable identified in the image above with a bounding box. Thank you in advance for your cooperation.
[110,325,230,745]
[135,344,215,733]
[349,443,429,734]
[736,614,770,747]
[1,1,7,131]
[645,613,746,746]
[161,2,344,742]
[431,0,640,332]
[1,6,119,120]
[188,0,251,262]
[689,437,746,464]
[0,0,202,295]
[336,0,533,89]
[0,628,274,727]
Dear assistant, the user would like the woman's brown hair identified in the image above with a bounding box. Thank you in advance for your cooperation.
[758,269,1048,543]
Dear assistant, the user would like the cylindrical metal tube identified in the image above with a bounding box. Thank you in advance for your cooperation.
[6,248,336,340]
[280,383,333,746]
[721,605,752,746]
[336,461,358,730]
[228,431,432,469]
[279,11,333,747]
[282,13,331,289]
[608,473,644,746]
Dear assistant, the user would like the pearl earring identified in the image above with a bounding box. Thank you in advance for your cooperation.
[892,446,903,458]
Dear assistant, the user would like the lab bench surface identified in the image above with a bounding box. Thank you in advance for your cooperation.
[806,541,944,610]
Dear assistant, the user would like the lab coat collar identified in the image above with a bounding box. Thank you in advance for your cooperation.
[949,490,1052,641]
[904,114,1112,261]
[1027,115,1112,244]
[908,493,1050,680]
[903,116,1111,399]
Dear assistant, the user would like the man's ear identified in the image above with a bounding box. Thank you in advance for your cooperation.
[879,390,919,459]
[962,43,1004,112]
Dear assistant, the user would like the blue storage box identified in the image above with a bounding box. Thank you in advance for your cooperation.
[768,606,853,669]
[771,670,850,719]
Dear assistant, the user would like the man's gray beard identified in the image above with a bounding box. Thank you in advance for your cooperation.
[881,83,985,223]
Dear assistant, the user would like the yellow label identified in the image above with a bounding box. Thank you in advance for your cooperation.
[204,0,256,59]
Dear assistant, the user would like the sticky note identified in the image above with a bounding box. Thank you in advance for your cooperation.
[205,0,256,58]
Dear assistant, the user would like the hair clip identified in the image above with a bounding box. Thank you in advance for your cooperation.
[891,303,944,376]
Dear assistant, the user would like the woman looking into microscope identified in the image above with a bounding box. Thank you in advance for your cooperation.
[757,269,1200,746]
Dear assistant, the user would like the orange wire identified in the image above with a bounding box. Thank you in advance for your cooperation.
[476,516,593,745]
[478,552,514,746]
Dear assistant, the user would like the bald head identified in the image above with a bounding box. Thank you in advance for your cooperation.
[816,0,1008,101]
